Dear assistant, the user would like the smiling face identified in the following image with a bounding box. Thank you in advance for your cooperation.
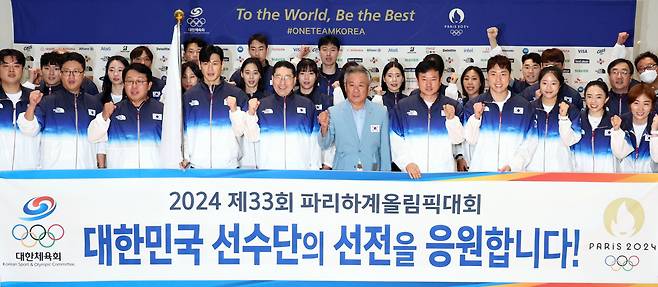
[487,64,510,96]
[182,66,199,91]
[384,66,403,93]
[345,71,369,107]
[539,72,560,102]
[630,94,654,123]
[462,69,481,98]
[272,66,295,97]
[585,85,608,115]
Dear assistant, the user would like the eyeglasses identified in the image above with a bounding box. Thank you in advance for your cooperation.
[610,70,630,76]
[273,74,294,81]
[61,70,84,76]
[124,79,149,86]
[638,64,657,73]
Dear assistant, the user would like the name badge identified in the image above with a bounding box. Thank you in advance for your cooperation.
[370,124,381,133]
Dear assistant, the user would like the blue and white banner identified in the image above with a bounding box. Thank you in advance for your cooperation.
[1,170,657,286]
[12,0,636,46]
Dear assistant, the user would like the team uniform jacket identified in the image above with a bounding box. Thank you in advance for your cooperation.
[569,110,618,173]
[245,93,321,170]
[463,91,536,171]
[390,93,465,172]
[0,86,40,170]
[183,81,249,168]
[88,98,163,169]
[18,89,102,169]
[526,99,581,172]
[610,112,658,173]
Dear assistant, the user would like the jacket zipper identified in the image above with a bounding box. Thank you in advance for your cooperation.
[208,85,214,168]
[426,106,431,172]
[137,105,142,169]
[283,96,287,169]
[74,94,79,169]
[11,102,17,170]
[543,112,549,172]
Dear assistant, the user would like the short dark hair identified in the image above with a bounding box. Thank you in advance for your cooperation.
[584,80,609,98]
[318,35,340,50]
[381,60,406,92]
[422,54,445,76]
[122,63,153,83]
[521,53,541,65]
[199,45,224,63]
[296,58,320,88]
[237,57,264,92]
[414,60,441,79]
[538,66,564,87]
[272,60,296,76]
[541,48,565,65]
[183,37,208,51]
[130,46,154,62]
[627,83,656,106]
[40,52,63,68]
[607,58,634,75]
[460,66,485,96]
[61,52,86,71]
[0,49,26,67]
[487,55,512,72]
[248,33,269,48]
[633,51,658,72]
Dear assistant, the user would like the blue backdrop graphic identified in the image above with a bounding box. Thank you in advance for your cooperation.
[12,0,636,46]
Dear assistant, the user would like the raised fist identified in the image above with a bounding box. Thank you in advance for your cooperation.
[611,115,622,131]
[473,102,485,120]
[29,90,43,107]
[226,96,237,112]
[617,32,629,45]
[443,104,456,120]
[558,102,570,117]
[247,98,260,116]
[487,27,499,40]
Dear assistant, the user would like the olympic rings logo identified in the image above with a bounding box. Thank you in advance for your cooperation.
[450,29,463,37]
[605,255,639,271]
[12,224,65,248]
[187,18,206,27]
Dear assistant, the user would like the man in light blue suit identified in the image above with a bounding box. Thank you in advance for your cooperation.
[318,65,391,171]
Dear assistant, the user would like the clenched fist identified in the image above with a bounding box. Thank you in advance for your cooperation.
[226,96,237,112]
[473,102,485,120]
[443,104,456,120]
[247,98,260,116]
